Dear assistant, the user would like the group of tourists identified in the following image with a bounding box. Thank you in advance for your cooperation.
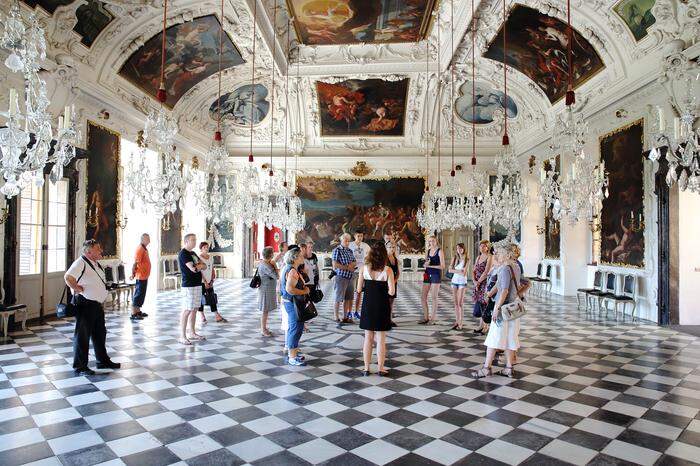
[63,229,528,379]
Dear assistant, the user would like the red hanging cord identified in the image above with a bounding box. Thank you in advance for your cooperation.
[157,0,168,103]
[471,0,476,166]
[565,0,575,106]
[283,18,291,189]
[425,28,430,192]
[450,0,455,178]
[269,3,278,177]
[502,0,509,147]
[436,10,441,188]
[215,0,223,141]
[248,0,258,162]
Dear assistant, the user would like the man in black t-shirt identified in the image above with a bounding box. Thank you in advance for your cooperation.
[178,233,207,345]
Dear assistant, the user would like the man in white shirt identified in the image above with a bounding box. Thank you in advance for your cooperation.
[348,231,370,319]
[64,239,120,376]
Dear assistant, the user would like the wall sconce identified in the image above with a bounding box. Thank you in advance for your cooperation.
[536,225,545,235]
[161,213,171,231]
[0,206,9,224]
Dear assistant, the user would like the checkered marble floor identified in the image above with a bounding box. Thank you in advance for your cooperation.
[1,280,700,466]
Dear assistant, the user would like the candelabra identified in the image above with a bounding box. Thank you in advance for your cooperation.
[627,211,645,233]
[0,206,9,224]
[490,143,528,241]
[648,42,700,193]
[161,212,171,231]
[116,215,128,230]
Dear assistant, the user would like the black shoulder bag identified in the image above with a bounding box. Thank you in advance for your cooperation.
[294,295,318,322]
[249,267,261,288]
[57,261,88,318]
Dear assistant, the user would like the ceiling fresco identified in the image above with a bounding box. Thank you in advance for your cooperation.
[209,84,270,127]
[287,0,436,45]
[118,14,245,108]
[613,0,656,42]
[483,3,605,104]
[454,81,518,125]
[316,78,410,137]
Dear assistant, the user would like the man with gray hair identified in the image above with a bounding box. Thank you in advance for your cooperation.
[129,233,151,321]
[332,233,356,323]
[64,239,120,376]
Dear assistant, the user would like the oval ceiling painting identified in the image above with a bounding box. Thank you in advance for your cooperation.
[209,84,270,126]
[455,81,518,125]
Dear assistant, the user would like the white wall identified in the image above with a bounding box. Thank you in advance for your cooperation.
[679,190,700,325]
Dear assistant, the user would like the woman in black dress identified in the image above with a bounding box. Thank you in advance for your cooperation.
[386,241,400,327]
[357,242,396,376]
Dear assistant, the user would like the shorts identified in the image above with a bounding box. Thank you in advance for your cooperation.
[423,270,441,284]
[132,280,148,307]
[181,286,201,310]
[334,276,355,303]
[451,283,466,288]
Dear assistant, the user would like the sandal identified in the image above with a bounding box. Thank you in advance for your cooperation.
[450,323,458,330]
[471,365,492,379]
[262,330,273,337]
[500,366,515,378]
[188,334,206,341]
[362,370,370,377]
[418,319,430,325]
[179,338,192,346]
[215,316,228,323]
[378,370,389,377]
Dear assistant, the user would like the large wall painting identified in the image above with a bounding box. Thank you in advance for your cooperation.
[287,0,437,45]
[295,177,425,253]
[316,78,409,137]
[613,0,656,42]
[488,175,522,244]
[119,15,245,108]
[543,156,560,259]
[483,4,605,104]
[600,120,645,267]
[455,81,518,125]
[209,84,270,126]
[160,207,183,256]
[86,121,120,258]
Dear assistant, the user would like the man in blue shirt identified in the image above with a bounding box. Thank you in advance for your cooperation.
[332,233,356,323]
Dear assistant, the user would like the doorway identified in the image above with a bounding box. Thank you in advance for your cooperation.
[15,178,70,319]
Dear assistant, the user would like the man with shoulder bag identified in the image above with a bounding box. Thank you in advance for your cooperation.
[64,240,120,376]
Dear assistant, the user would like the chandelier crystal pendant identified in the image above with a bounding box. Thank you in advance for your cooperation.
[1,1,77,197]
[143,0,178,152]
[649,42,700,192]
[539,0,608,223]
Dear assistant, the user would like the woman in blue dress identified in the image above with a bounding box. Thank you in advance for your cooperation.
[419,236,445,325]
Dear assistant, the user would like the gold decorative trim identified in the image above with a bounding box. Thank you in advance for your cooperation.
[85,120,121,260]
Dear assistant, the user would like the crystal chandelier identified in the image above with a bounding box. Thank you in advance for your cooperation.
[235,0,262,227]
[142,0,177,152]
[649,41,700,192]
[538,0,609,223]
[194,0,235,224]
[489,0,527,240]
[491,143,528,239]
[1,2,77,197]
[124,132,191,217]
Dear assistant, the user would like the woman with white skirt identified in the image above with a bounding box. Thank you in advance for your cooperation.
[472,242,522,379]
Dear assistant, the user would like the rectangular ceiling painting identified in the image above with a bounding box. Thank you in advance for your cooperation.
[316,78,409,137]
[483,4,605,104]
[287,0,436,45]
[118,15,244,108]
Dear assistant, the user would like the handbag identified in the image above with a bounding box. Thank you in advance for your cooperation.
[482,299,494,324]
[500,265,527,321]
[56,286,75,318]
[249,268,261,288]
[422,271,430,282]
[201,287,218,306]
[310,288,324,304]
[293,295,318,322]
